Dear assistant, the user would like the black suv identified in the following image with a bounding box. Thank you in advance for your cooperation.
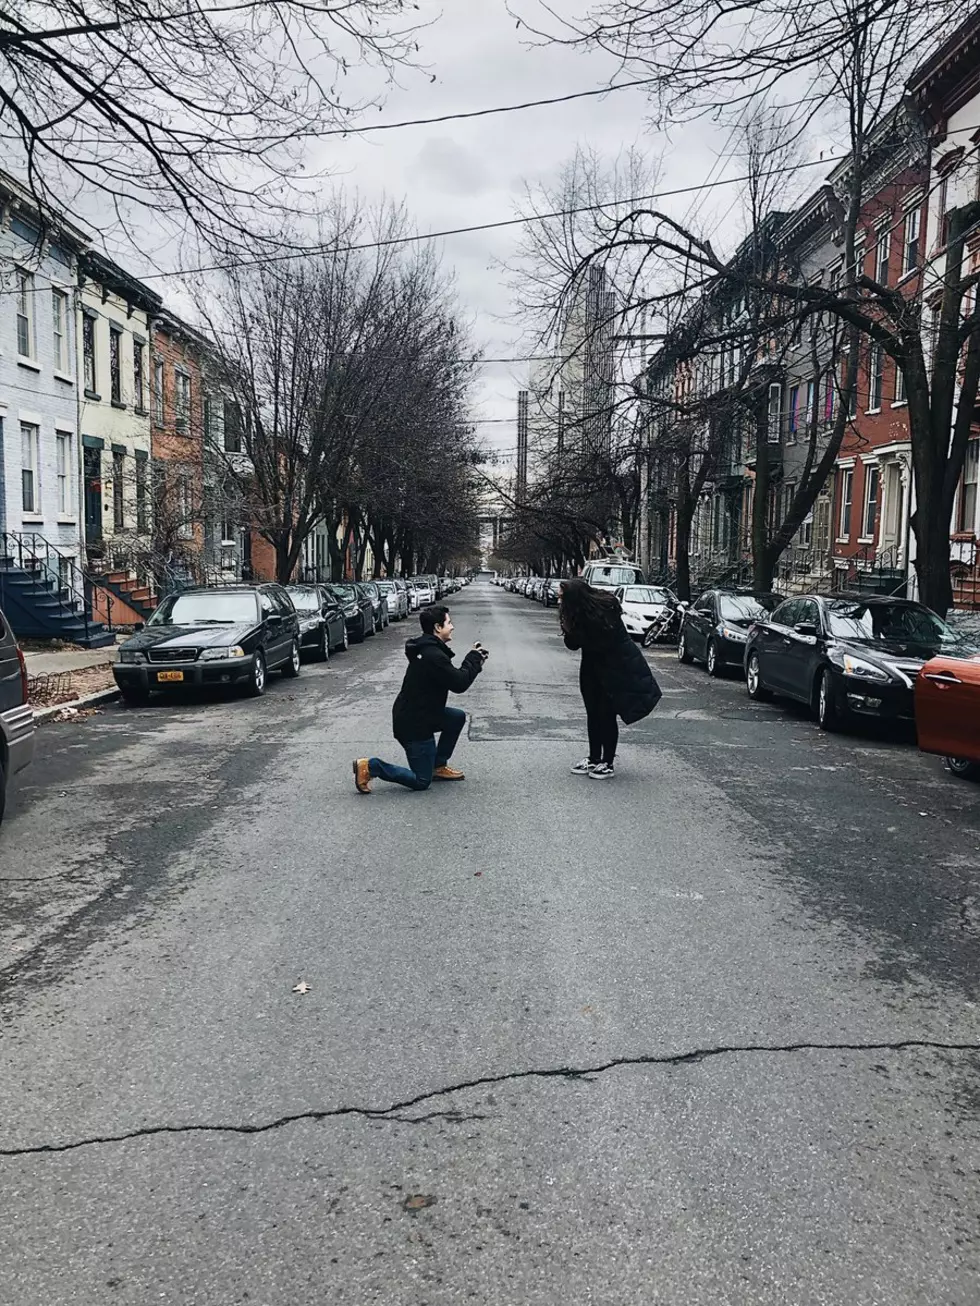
[114,584,302,705]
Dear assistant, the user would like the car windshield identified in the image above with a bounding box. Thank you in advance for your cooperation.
[329,585,356,600]
[623,587,670,605]
[287,589,320,612]
[826,601,957,646]
[376,582,394,592]
[148,591,257,626]
[719,594,776,622]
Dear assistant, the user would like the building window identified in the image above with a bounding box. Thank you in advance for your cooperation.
[787,384,800,440]
[960,440,979,533]
[903,207,920,274]
[224,399,243,453]
[767,383,781,443]
[875,228,890,285]
[109,326,122,404]
[221,517,237,544]
[83,313,97,392]
[16,270,35,359]
[21,423,40,513]
[203,394,212,442]
[799,508,813,549]
[52,289,70,373]
[824,371,836,423]
[838,467,854,540]
[113,450,125,529]
[56,432,72,515]
[868,345,884,410]
[136,457,148,533]
[805,380,815,428]
[175,370,191,432]
[133,342,145,411]
[153,357,164,423]
[861,464,880,539]
[894,360,906,404]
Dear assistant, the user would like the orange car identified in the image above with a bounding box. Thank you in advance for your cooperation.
[915,652,980,780]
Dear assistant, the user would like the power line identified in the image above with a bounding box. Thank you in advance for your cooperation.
[316,77,657,136]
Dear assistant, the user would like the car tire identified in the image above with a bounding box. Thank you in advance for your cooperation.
[677,631,694,664]
[746,651,772,702]
[0,753,7,827]
[281,639,301,678]
[351,619,364,644]
[945,756,980,781]
[706,639,721,677]
[816,668,844,732]
[315,630,329,663]
[245,651,266,697]
[120,687,151,707]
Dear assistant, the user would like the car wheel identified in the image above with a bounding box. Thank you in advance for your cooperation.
[706,639,721,677]
[677,631,694,664]
[281,639,301,678]
[315,630,329,663]
[245,651,266,697]
[341,625,350,651]
[945,756,980,781]
[120,687,151,707]
[0,753,6,826]
[746,651,772,702]
[816,668,844,732]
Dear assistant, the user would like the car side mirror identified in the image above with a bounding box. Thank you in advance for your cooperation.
[677,601,690,611]
[795,621,818,638]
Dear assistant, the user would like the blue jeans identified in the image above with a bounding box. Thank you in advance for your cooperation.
[369,706,466,791]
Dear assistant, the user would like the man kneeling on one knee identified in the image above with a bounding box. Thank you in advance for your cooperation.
[353,604,488,793]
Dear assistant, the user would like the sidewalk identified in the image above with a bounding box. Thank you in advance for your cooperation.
[23,643,120,718]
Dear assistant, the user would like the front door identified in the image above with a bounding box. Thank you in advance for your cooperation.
[84,448,103,546]
[780,598,821,701]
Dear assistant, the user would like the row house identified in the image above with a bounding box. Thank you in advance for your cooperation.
[824,103,927,597]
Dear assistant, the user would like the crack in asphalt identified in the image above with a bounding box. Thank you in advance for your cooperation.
[2,1038,978,1159]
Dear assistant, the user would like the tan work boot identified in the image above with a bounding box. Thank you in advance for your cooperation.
[433,765,465,781]
[352,758,372,794]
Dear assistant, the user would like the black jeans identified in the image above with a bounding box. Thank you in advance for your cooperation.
[580,663,618,764]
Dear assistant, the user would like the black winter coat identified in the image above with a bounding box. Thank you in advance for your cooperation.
[563,622,662,724]
[392,634,484,743]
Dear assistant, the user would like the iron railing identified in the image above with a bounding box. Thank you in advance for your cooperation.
[0,529,118,639]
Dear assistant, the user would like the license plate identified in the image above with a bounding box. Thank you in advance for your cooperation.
[156,670,184,683]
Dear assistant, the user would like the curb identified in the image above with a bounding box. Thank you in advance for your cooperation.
[34,686,121,723]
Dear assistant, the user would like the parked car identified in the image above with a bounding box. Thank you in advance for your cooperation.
[916,649,980,780]
[616,583,682,641]
[405,580,421,612]
[744,594,974,731]
[678,589,780,673]
[0,605,34,825]
[114,584,301,704]
[412,577,435,605]
[326,583,374,642]
[541,578,564,607]
[286,584,349,661]
[376,579,409,621]
[359,581,389,632]
[582,558,646,590]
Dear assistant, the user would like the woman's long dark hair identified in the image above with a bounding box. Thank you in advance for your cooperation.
[559,578,622,639]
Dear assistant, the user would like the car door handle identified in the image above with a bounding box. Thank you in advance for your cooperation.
[923,671,961,685]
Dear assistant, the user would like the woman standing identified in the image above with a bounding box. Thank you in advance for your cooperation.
[559,578,662,778]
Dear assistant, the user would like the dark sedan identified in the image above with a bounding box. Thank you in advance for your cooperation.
[286,585,349,661]
[743,594,976,731]
[678,589,781,677]
[326,583,374,642]
[359,580,390,631]
[113,584,301,705]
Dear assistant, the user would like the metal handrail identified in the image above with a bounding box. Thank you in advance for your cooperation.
[0,530,116,638]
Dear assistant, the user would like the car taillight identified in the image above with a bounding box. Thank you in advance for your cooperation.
[17,645,29,704]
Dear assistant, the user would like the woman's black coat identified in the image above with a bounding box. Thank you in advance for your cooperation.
[563,622,662,724]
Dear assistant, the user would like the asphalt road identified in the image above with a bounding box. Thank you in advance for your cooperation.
[2,580,979,1305]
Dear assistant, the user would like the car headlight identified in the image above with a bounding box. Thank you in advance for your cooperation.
[119,649,145,664]
[842,654,890,682]
[721,626,747,642]
[301,618,319,632]
[200,645,247,661]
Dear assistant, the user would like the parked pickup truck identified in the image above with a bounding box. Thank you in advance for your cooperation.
[0,604,35,824]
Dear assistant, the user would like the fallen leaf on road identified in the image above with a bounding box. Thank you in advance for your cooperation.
[292,981,311,994]
[402,1194,437,1212]
[52,706,101,723]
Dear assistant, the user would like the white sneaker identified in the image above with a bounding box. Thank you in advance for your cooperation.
[570,757,597,775]
[590,762,615,779]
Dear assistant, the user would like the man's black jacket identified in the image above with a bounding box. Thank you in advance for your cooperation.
[392,634,484,743]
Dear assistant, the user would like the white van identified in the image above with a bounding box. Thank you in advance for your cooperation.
[581,559,646,590]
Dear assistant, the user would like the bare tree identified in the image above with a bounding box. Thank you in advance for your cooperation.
[0,1,423,253]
